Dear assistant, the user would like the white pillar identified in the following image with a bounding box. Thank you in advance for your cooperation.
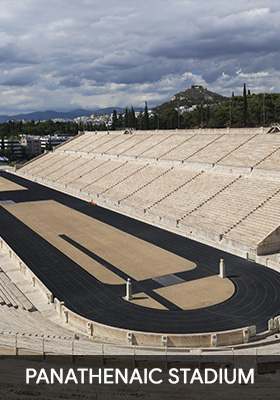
[126,278,132,301]
[219,259,225,278]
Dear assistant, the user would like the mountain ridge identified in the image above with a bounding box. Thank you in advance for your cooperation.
[0,107,126,123]
[0,86,228,123]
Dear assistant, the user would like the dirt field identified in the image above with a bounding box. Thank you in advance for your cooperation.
[0,176,27,192]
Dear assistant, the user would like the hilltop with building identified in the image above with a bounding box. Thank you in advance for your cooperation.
[157,85,228,114]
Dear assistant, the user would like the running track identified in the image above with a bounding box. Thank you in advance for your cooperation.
[1,171,280,334]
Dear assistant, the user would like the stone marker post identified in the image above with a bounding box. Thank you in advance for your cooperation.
[219,258,225,278]
[126,278,132,301]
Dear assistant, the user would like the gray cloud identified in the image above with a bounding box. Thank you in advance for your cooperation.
[0,0,280,114]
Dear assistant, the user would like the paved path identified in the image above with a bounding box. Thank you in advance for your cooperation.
[1,171,280,334]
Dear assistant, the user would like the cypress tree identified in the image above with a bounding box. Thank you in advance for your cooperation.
[243,83,247,127]
[111,109,118,130]
[144,101,149,129]
[130,106,136,128]
[124,107,128,127]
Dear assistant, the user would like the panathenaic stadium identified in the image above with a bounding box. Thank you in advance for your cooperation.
[1,127,280,354]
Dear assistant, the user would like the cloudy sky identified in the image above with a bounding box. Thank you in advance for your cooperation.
[0,0,279,115]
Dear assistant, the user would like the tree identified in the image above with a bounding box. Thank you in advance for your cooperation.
[138,108,143,130]
[160,108,178,129]
[46,137,53,151]
[144,101,149,130]
[128,106,136,128]
[243,83,248,127]
[111,109,118,131]
[118,114,123,129]
[124,107,128,127]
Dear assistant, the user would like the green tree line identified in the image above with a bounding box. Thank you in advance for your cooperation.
[112,90,280,130]
[0,120,80,161]
[0,119,79,139]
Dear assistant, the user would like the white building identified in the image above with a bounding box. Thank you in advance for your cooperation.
[39,135,70,151]
[3,138,22,158]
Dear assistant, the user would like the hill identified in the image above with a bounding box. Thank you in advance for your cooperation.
[0,107,126,123]
[157,85,228,112]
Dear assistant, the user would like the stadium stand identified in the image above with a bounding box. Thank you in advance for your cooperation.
[60,157,109,186]
[16,128,280,259]
[179,175,280,237]
[146,170,240,221]
[70,159,126,191]
[184,133,257,164]
[254,147,280,172]
[0,249,75,339]
[224,190,280,251]
[103,165,201,205]
[0,268,34,310]
[216,134,280,169]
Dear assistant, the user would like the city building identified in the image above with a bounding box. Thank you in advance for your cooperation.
[21,136,42,157]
